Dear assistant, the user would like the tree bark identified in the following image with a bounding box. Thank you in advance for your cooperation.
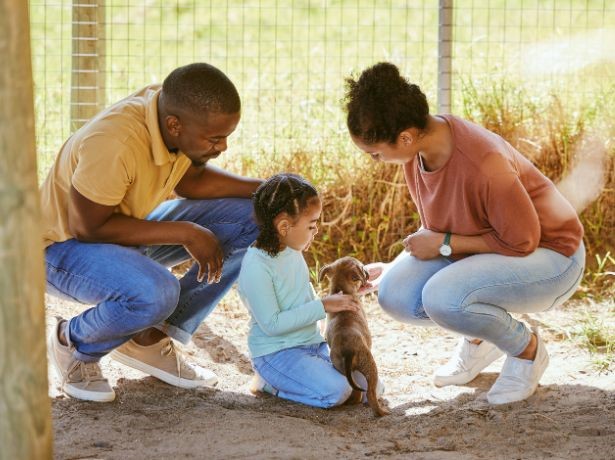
[0,1,53,459]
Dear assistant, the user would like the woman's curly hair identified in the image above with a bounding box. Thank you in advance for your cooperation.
[252,173,319,256]
[344,62,429,145]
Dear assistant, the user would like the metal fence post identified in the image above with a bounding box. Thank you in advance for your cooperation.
[438,0,453,114]
[71,0,106,131]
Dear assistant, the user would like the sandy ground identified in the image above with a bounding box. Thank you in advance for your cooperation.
[46,289,614,460]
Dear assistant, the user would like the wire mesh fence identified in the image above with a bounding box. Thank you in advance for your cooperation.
[29,0,615,179]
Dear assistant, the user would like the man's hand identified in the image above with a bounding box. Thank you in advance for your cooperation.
[403,229,445,260]
[183,224,224,283]
[321,292,360,313]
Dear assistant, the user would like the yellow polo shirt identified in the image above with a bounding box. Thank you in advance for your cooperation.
[40,85,192,248]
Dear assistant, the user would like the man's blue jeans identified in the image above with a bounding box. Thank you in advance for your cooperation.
[45,198,258,362]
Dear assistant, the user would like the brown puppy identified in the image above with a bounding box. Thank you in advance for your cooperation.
[319,256,389,417]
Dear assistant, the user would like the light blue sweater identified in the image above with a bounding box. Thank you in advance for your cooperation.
[238,246,326,358]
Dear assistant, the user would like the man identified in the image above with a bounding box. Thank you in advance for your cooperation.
[42,62,261,402]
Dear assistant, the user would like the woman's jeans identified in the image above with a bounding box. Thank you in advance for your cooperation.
[378,243,585,356]
[252,342,362,409]
[45,198,258,362]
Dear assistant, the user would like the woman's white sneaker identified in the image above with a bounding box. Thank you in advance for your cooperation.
[434,338,504,387]
[487,327,549,404]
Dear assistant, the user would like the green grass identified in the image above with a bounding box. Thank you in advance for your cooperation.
[30,1,615,175]
[572,305,615,373]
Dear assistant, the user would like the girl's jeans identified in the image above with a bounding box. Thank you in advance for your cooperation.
[378,243,585,356]
[45,198,258,362]
[252,342,362,409]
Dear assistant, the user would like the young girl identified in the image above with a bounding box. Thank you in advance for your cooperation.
[238,173,363,408]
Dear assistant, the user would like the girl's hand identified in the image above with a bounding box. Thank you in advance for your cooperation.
[357,262,388,295]
[403,229,446,260]
[322,292,359,313]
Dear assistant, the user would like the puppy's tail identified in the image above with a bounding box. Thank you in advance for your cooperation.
[342,350,365,392]
[355,350,390,417]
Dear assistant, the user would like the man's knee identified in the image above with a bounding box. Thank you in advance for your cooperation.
[131,271,180,325]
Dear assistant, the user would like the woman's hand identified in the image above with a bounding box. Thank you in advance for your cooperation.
[322,292,360,313]
[403,229,446,260]
[357,262,388,295]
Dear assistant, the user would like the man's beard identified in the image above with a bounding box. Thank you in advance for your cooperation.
[191,158,209,167]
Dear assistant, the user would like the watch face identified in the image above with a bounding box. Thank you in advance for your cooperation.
[439,244,452,257]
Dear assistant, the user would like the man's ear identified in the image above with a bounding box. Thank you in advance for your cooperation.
[318,264,332,283]
[165,115,181,137]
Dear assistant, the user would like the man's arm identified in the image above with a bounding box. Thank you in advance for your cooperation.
[67,186,223,283]
[174,164,263,199]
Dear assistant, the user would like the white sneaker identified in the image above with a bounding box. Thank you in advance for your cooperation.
[249,371,277,396]
[350,371,385,403]
[434,338,504,387]
[487,327,549,405]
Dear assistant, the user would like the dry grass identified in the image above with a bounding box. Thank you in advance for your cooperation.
[220,82,615,300]
[461,80,615,299]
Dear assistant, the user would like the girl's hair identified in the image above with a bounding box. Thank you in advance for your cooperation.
[344,62,429,145]
[252,173,319,256]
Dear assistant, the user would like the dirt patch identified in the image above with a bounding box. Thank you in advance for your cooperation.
[47,292,614,460]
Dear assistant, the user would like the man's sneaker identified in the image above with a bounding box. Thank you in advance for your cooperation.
[110,337,218,389]
[433,338,504,387]
[47,318,115,402]
[249,371,277,396]
[487,327,549,404]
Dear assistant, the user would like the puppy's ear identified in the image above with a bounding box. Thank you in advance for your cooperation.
[353,266,368,285]
[318,264,332,283]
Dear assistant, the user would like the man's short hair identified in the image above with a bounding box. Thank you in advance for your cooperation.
[162,63,240,116]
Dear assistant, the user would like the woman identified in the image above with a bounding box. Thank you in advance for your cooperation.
[344,62,584,404]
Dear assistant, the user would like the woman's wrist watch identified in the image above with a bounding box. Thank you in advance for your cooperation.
[439,232,452,257]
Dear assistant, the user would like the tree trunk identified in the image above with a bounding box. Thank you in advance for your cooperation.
[0,1,53,459]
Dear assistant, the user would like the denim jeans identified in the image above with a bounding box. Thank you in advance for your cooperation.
[378,242,585,356]
[252,342,360,409]
[45,198,258,362]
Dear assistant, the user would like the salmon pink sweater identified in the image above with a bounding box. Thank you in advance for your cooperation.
[403,115,583,258]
